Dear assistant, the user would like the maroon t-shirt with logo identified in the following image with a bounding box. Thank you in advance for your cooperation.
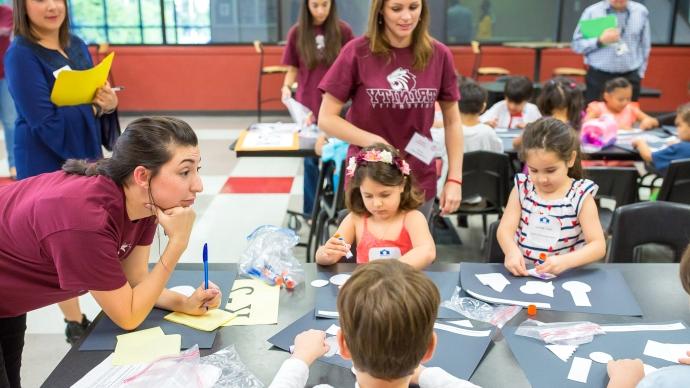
[0,171,157,317]
[281,20,354,120]
[318,37,460,200]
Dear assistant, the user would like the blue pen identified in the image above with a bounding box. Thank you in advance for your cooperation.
[203,243,209,290]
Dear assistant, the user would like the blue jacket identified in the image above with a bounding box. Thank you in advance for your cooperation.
[5,35,102,179]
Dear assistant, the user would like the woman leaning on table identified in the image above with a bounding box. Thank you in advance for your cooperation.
[0,117,222,388]
[317,0,464,219]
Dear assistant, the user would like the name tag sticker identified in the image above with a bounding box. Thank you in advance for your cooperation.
[404,132,435,165]
[369,247,402,260]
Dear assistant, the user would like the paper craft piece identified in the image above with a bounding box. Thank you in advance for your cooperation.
[329,274,351,286]
[546,344,578,362]
[310,279,329,288]
[562,281,592,307]
[601,322,686,333]
[643,364,658,375]
[324,336,340,357]
[223,278,280,326]
[475,273,510,292]
[165,309,236,331]
[578,15,617,39]
[169,285,195,297]
[317,310,339,318]
[80,268,237,351]
[527,268,557,280]
[589,351,613,364]
[567,357,591,383]
[50,52,114,106]
[448,320,473,328]
[235,129,299,151]
[643,340,690,363]
[460,263,642,316]
[326,324,340,336]
[112,327,181,366]
[520,281,555,298]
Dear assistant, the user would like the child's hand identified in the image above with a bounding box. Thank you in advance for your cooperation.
[606,359,644,386]
[631,138,647,148]
[504,252,528,276]
[639,117,660,130]
[319,237,351,262]
[292,330,329,366]
[516,122,527,129]
[679,350,690,364]
[535,256,570,276]
[485,118,498,128]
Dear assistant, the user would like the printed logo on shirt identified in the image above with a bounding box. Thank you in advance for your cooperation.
[366,67,437,109]
[315,34,325,50]
[119,242,132,256]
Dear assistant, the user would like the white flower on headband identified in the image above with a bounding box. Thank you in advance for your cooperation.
[346,156,357,177]
[379,150,393,164]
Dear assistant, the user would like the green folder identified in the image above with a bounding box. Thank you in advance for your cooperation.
[578,15,617,39]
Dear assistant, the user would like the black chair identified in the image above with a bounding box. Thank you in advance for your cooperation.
[484,220,505,263]
[308,159,347,262]
[453,151,513,235]
[304,160,337,262]
[584,167,639,232]
[657,158,690,205]
[607,201,690,263]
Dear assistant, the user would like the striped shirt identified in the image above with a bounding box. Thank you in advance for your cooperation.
[571,1,651,78]
[514,173,598,262]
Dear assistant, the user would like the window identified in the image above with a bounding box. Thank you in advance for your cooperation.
[673,0,690,43]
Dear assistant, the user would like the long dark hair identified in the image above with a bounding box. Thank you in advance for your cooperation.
[62,116,198,185]
[519,118,583,180]
[297,0,342,69]
[13,0,71,48]
[537,77,584,130]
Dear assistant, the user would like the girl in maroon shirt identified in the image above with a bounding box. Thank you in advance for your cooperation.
[318,0,464,219]
[0,117,221,387]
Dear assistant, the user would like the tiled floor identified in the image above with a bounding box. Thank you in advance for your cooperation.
[2,114,490,387]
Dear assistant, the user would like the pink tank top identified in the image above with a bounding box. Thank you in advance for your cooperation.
[356,213,413,263]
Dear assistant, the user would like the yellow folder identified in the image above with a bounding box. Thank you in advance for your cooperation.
[50,52,114,106]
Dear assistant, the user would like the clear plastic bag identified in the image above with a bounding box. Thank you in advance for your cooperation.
[282,96,319,137]
[239,225,305,289]
[123,346,221,388]
[200,345,264,388]
[441,287,521,329]
[515,319,605,345]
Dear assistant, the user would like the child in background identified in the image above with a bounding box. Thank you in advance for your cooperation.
[269,260,480,388]
[537,77,585,130]
[315,144,435,269]
[633,102,690,175]
[498,118,606,276]
[481,75,541,129]
[460,81,503,153]
[584,77,659,130]
[606,245,690,388]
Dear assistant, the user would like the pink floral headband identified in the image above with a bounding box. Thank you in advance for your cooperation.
[346,149,411,177]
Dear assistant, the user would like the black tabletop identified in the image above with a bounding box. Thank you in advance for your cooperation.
[43,262,689,388]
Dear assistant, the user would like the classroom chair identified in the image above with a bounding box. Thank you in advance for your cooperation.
[253,40,289,122]
[452,151,513,235]
[657,158,690,205]
[304,159,337,262]
[584,166,639,232]
[607,201,690,263]
[470,41,510,80]
[552,67,586,80]
[484,220,505,263]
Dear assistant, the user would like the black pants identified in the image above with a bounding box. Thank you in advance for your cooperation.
[585,67,641,104]
[0,315,26,388]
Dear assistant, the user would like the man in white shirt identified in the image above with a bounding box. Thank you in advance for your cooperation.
[268,260,479,388]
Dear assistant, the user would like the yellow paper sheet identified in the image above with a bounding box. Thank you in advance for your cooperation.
[223,278,280,326]
[112,327,180,366]
[50,52,114,106]
[164,308,236,331]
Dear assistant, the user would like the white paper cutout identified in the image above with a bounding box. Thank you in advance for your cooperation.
[589,351,613,364]
[169,285,195,297]
[567,357,592,383]
[329,274,351,286]
[643,364,658,375]
[289,345,294,353]
[643,340,690,363]
[447,320,473,328]
[465,289,552,309]
[310,279,329,288]
[433,322,492,337]
[601,322,686,333]
[475,273,511,292]
[317,310,339,317]
[527,267,557,280]
[546,344,578,362]
[324,336,340,358]
[562,281,592,307]
[326,324,340,336]
[520,281,555,298]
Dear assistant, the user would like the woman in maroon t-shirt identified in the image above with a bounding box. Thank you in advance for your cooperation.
[318,0,464,219]
[0,117,220,387]
[281,0,353,216]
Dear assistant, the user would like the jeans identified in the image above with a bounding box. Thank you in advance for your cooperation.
[0,78,17,169]
[0,314,26,388]
[303,156,319,216]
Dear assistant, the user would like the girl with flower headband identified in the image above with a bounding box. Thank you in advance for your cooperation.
[315,144,435,269]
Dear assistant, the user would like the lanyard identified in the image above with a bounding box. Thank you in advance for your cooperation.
[607,6,630,37]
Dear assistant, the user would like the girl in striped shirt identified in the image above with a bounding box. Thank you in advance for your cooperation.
[498,118,606,277]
